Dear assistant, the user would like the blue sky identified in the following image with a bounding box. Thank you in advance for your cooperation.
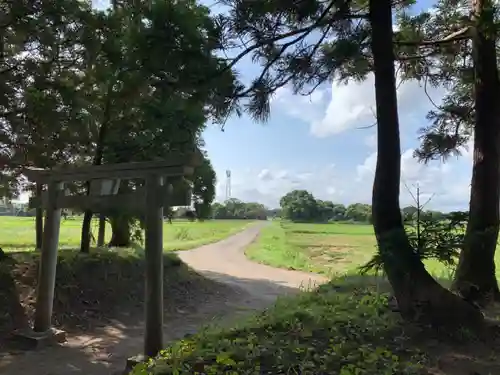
[91,0,472,211]
[203,0,472,210]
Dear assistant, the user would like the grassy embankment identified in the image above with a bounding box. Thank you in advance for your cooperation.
[130,221,500,375]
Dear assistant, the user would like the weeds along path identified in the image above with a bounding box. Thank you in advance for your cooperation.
[0,222,327,375]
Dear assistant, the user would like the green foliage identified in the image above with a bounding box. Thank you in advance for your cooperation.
[279,190,452,224]
[279,191,353,223]
[394,0,479,161]
[1,0,235,216]
[217,0,379,121]
[191,156,216,220]
[215,0,422,121]
[212,199,268,220]
[86,0,235,241]
[280,190,319,222]
[130,281,425,375]
[1,0,97,195]
[174,227,192,241]
[99,0,237,165]
[360,211,467,274]
[345,203,372,223]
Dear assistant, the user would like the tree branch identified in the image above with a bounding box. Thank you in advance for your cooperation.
[223,8,335,73]
[395,26,471,47]
[396,51,438,61]
[227,5,337,101]
[216,2,367,86]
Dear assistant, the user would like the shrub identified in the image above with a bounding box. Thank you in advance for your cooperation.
[360,211,467,275]
[131,280,425,375]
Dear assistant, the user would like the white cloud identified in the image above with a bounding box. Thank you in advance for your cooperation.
[354,147,472,210]
[356,152,377,182]
[263,69,473,210]
[364,134,377,149]
[215,165,341,208]
[272,86,328,126]
[215,151,472,211]
[273,73,446,138]
[221,52,471,211]
[257,169,274,181]
[313,78,376,136]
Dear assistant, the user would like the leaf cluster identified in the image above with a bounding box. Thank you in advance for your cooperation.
[393,0,500,161]
[1,0,239,198]
[217,0,378,121]
[360,210,467,274]
[131,282,424,375]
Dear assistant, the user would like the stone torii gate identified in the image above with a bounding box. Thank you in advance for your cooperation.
[17,151,200,361]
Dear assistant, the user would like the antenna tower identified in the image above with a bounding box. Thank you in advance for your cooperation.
[225,170,231,200]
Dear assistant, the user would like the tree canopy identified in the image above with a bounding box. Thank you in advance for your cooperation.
[212,199,268,220]
[278,189,452,224]
[1,0,238,195]
[216,0,381,121]
[1,0,240,249]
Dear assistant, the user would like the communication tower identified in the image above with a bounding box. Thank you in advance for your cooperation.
[225,170,231,200]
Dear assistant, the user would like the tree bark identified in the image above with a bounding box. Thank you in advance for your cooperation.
[79,82,114,253]
[369,0,483,327]
[452,0,500,305]
[109,215,131,247]
[80,210,93,253]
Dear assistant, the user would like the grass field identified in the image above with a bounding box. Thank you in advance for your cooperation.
[246,221,376,277]
[0,216,254,252]
[129,221,500,375]
[246,221,495,280]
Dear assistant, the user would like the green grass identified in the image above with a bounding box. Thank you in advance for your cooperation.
[132,277,428,375]
[0,216,254,252]
[246,221,376,277]
[131,274,500,375]
[132,221,500,375]
[246,221,500,281]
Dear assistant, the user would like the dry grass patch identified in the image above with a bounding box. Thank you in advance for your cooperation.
[247,222,377,276]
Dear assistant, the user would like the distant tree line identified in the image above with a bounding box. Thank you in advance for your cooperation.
[279,190,450,224]
[211,199,269,220]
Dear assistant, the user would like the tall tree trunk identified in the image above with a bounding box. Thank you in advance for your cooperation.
[80,210,94,254]
[452,0,500,304]
[369,0,483,327]
[108,181,132,247]
[79,83,114,253]
[109,215,131,247]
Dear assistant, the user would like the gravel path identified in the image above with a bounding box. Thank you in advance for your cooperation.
[0,222,327,375]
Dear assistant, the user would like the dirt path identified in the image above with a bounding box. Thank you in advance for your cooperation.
[177,223,326,301]
[0,223,327,375]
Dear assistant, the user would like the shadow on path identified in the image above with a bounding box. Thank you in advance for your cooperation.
[0,273,301,375]
[0,223,326,375]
